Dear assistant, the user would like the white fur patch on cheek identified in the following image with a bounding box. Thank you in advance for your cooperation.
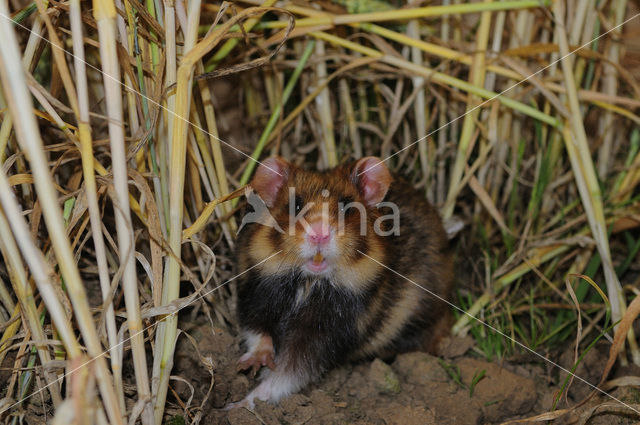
[325,236,339,258]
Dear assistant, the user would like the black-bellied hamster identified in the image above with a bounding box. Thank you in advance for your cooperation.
[231,156,453,408]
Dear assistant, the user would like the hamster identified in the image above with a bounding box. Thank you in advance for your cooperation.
[230,156,453,408]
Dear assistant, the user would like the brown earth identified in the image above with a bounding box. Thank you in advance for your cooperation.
[168,322,640,425]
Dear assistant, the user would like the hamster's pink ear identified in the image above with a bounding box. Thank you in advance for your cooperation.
[251,157,290,207]
[351,157,392,206]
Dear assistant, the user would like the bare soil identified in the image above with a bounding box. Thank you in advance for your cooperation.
[169,321,640,425]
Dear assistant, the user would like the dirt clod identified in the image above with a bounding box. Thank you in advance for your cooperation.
[226,407,262,425]
[376,402,436,425]
[456,357,537,422]
[392,352,448,386]
[369,359,401,394]
[438,335,476,358]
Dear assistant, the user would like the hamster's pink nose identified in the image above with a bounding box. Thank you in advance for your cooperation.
[307,221,330,245]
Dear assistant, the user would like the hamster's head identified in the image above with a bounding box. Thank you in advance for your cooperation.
[245,156,392,288]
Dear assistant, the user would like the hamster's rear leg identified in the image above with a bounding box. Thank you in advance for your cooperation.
[237,330,276,375]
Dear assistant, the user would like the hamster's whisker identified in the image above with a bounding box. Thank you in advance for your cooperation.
[274,244,301,274]
[266,245,291,274]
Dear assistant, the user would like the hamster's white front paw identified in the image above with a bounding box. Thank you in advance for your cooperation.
[237,331,275,375]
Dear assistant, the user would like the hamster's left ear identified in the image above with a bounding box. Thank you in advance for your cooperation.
[251,156,290,207]
[351,157,392,206]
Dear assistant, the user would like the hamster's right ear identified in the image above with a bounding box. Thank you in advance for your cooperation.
[251,157,290,207]
[351,157,392,206]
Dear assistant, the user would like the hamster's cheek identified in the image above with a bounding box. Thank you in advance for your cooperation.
[248,226,278,260]
[333,233,385,292]
[247,227,293,274]
[270,231,306,269]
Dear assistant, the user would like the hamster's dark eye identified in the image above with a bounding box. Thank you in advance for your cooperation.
[339,196,354,214]
[294,195,304,213]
